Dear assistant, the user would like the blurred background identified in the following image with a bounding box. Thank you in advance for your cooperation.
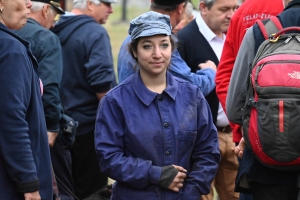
[59,0,200,81]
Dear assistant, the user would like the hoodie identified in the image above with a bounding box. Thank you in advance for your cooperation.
[52,14,116,136]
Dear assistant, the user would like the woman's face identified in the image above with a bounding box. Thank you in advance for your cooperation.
[0,0,32,30]
[134,35,172,77]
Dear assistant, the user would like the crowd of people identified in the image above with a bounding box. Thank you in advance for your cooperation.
[1,0,300,199]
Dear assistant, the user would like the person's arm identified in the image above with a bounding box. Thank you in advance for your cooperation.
[117,36,136,83]
[0,51,40,194]
[85,30,115,95]
[182,89,220,199]
[169,50,216,96]
[226,27,256,124]
[38,35,63,147]
[216,21,243,143]
[95,95,162,188]
[216,26,235,113]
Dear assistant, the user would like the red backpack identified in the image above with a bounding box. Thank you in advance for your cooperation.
[243,16,300,171]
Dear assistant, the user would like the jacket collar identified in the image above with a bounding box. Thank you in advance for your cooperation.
[132,71,178,106]
[284,0,300,10]
[0,23,31,49]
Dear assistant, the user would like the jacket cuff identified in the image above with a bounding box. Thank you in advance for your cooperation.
[93,84,111,93]
[46,120,60,132]
[16,179,39,193]
[148,165,161,185]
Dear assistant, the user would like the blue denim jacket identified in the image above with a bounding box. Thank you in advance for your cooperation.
[117,35,216,96]
[95,71,220,200]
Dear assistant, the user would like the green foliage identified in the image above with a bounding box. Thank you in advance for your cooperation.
[190,0,199,9]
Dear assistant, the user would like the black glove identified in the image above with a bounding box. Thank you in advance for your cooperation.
[159,165,178,189]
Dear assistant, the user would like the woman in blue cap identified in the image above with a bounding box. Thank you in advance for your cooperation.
[95,11,220,200]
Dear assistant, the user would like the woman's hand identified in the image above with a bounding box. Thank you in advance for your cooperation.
[168,165,187,192]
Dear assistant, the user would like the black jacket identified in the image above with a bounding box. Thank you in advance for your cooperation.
[177,20,219,125]
[13,18,63,131]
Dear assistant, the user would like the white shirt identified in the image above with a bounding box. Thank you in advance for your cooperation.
[196,15,230,127]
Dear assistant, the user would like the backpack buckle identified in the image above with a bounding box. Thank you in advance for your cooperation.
[270,33,280,42]
[248,99,257,107]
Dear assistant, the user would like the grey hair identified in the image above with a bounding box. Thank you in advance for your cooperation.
[73,0,101,9]
[199,0,216,10]
[185,2,193,18]
[31,1,46,12]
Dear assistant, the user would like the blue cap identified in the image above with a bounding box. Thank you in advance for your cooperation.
[128,11,172,40]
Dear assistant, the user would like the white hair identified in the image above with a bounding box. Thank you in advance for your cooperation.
[73,0,101,9]
[31,1,55,14]
[31,1,46,12]
[185,2,193,18]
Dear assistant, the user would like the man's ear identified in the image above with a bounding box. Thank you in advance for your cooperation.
[199,1,208,15]
[177,2,185,15]
[86,0,94,11]
[42,4,50,18]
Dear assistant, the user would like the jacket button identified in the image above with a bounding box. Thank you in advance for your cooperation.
[165,151,170,156]
[158,96,163,101]
[163,123,169,127]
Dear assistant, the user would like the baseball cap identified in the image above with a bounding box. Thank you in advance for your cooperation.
[32,0,65,14]
[128,11,172,40]
[153,0,186,6]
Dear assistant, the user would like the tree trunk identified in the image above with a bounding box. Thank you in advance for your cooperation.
[121,0,128,21]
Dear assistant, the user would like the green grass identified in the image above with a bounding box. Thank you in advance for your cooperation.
[190,0,199,9]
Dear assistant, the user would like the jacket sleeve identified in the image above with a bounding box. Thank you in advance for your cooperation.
[38,34,63,132]
[117,36,136,83]
[216,22,235,114]
[0,51,39,192]
[183,89,220,198]
[95,95,161,189]
[226,27,256,125]
[216,19,243,143]
[169,50,216,96]
[85,29,116,93]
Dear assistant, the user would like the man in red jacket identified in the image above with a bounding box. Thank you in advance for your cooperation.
[215,0,284,144]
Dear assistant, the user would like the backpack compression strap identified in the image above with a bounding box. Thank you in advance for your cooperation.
[256,16,283,39]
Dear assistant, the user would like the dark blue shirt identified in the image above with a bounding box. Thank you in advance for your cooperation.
[95,71,220,200]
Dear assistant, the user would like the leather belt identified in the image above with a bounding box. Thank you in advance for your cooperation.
[216,125,232,133]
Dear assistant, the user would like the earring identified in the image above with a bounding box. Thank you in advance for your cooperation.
[0,8,3,13]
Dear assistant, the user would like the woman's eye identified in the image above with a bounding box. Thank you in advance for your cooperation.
[161,43,169,49]
[143,45,152,50]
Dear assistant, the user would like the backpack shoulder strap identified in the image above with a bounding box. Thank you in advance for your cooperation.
[256,16,283,39]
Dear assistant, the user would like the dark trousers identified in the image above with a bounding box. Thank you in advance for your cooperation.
[239,193,253,200]
[250,182,298,200]
[71,132,108,199]
[51,134,74,200]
